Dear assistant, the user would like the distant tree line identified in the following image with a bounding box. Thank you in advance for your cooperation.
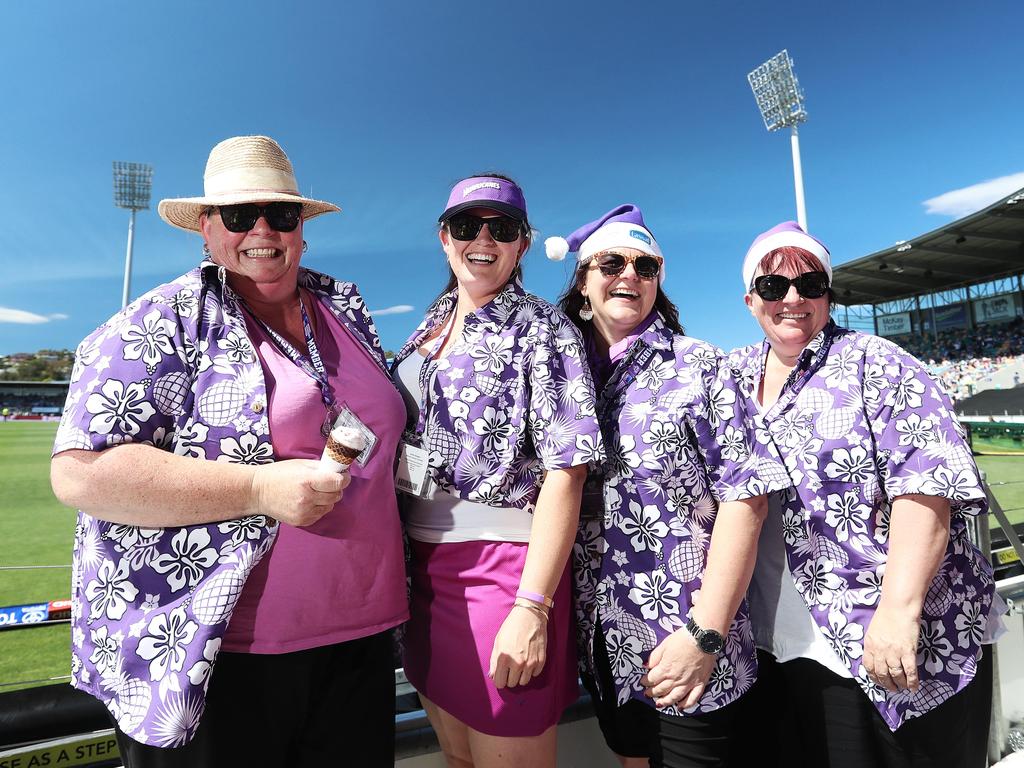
[0,349,74,381]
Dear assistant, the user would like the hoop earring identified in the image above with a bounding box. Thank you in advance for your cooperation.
[579,297,594,322]
[302,240,308,253]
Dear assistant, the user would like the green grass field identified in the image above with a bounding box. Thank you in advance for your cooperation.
[0,421,1022,695]
[0,421,76,692]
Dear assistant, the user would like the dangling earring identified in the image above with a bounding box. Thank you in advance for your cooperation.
[202,243,211,257]
[579,297,594,322]
[302,240,308,253]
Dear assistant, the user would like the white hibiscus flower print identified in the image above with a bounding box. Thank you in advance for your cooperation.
[628,570,682,620]
[137,607,198,682]
[186,638,221,690]
[917,619,952,674]
[642,420,685,459]
[121,309,177,372]
[824,490,871,542]
[85,559,139,620]
[716,425,748,462]
[792,556,844,606]
[953,600,985,649]
[469,335,514,375]
[472,406,514,455]
[89,625,121,673]
[151,529,218,593]
[894,413,935,449]
[887,371,925,415]
[824,446,874,483]
[604,628,645,679]
[217,516,268,548]
[922,466,978,501]
[216,434,274,465]
[620,500,670,553]
[216,330,255,364]
[705,378,737,428]
[820,612,864,665]
[85,380,156,436]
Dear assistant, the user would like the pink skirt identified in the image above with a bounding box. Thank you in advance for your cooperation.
[402,538,578,737]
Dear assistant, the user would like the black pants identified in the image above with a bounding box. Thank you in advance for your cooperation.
[585,625,750,767]
[114,631,395,768]
[741,648,993,768]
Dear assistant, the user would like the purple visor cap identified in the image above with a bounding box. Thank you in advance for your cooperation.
[439,176,528,223]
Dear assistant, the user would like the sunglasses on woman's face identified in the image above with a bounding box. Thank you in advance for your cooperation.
[446,213,524,243]
[215,202,303,233]
[590,251,663,281]
[752,271,830,301]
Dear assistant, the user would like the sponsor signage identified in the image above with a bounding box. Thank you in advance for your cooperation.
[0,600,71,628]
[877,312,911,336]
[974,294,1015,323]
[934,303,968,331]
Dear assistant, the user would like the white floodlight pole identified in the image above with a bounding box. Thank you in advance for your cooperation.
[122,209,137,309]
[790,126,807,231]
[748,50,809,231]
[112,162,153,309]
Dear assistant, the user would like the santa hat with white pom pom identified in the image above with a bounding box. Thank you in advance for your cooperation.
[545,204,664,283]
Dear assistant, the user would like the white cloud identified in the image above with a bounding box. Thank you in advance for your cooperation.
[369,305,414,316]
[0,307,69,324]
[923,172,1024,217]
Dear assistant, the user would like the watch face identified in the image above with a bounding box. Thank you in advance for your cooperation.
[698,630,725,655]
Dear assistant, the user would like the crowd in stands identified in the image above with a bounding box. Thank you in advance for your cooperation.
[0,393,67,417]
[890,317,1024,403]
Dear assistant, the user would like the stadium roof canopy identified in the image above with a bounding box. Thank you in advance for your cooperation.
[831,186,1024,306]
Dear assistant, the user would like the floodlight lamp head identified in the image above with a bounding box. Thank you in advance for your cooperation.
[113,161,154,211]
[747,49,807,132]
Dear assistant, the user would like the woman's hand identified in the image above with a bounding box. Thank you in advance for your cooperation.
[250,459,350,527]
[863,602,921,692]
[488,605,548,689]
[640,629,716,709]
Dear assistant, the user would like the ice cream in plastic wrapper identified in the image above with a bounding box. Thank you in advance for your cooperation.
[319,425,366,473]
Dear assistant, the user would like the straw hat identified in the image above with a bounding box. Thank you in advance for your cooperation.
[158,135,340,233]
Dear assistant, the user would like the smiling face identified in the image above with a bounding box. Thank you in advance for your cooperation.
[581,247,659,347]
[200,203,304,302]
[440,207,527,308]
[745,248,831,359]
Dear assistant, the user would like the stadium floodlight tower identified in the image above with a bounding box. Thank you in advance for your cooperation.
[112,161,154,308]
[747,50,809,231]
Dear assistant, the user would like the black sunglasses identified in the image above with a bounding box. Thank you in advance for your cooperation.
[752,271,830,301]
[215,202,303,233]
[591,251,663,281]
[446,213,525,243]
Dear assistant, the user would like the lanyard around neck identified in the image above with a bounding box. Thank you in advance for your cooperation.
[414,311,458,437]
[243,293,337,417]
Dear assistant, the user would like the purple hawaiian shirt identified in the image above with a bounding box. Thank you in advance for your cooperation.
[574,316,791,715]
[53,260,391,747]
[391,278,604,509]
[728,321,995,730]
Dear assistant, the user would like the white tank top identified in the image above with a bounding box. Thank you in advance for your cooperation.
[394,352,533,544]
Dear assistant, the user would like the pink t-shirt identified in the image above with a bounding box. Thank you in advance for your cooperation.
[222,292,409,653]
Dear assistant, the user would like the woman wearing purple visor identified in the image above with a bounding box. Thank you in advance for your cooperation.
[730,221,1003,768]
[553,205,789,767]
[391,174,604,766]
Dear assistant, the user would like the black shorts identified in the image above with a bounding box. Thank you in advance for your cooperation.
[584,625,749,768]
[114,630,396,768]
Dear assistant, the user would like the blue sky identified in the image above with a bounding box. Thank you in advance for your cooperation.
[2,0,1022,357]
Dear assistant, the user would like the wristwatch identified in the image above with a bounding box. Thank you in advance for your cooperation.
[685,617,725,655]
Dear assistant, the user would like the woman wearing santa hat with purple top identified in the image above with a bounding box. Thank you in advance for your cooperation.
[390,174,604,767]
[729,221,1003,768]
[553,204,790,767]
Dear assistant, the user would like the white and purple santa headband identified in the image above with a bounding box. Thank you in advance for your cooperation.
[742,220,832,292]
[545,203,665,283]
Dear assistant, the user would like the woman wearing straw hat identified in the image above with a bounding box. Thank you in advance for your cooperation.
[51,135,407,766]
[729,221,1002,768]
[552,205,789,767]
[391,173,603,767]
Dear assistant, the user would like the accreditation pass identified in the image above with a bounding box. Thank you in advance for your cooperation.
[396,442,431,497]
